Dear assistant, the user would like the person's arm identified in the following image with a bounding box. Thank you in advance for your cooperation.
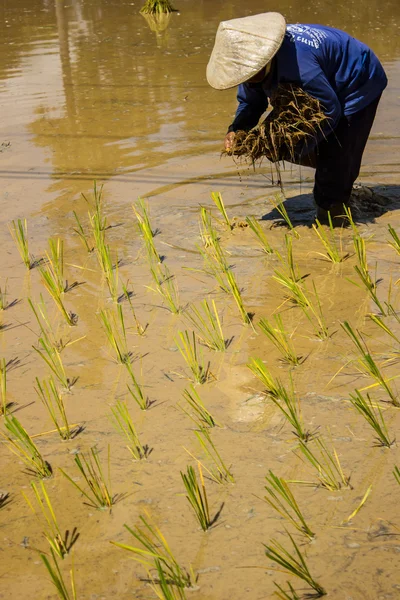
[293,70,342,158]
[228,82,269,133]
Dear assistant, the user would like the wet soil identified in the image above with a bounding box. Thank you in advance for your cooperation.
[1,1,400,600]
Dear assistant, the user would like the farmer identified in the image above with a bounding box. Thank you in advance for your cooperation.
[206,13,388,224]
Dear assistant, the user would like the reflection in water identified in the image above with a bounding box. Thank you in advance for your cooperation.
[0,0,398,201]
[141,12,172,48]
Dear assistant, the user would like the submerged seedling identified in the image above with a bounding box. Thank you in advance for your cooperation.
[150,263,181,313]
[9,218,36,269]
[23,481,76,558]
[176,330,210,384]
[34,337,73,390]
[342,321,399,406]
[111,400,150,459]
[2,415,52,478]
[349,389,394,447]
[73,210,93,253]
[225,269,252,325]
[312,215,349,262]
[247,359,311,441]
[179,385,219,429]
[41,548,77,600]
[39,264,77,326]
[125,361,150,410]
[99,305,131,364]
[269,193,299,238]
[211,191,233,231]
[134,198,161,263]
[264,470,314,539]
[60,446,118,509]
[181,463,213,531]
[194,426,234,484]
[259,314,301,365]
[184,299,228,351]
[111,514,193,590]
[245,216,274,254]
[264,532,326,597]
[35,377,76,441]
[296,436,350,491]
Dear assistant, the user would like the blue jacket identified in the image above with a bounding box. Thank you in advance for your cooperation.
[229,24,387,148]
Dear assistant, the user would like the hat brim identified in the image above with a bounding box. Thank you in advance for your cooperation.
[206,12,286,90]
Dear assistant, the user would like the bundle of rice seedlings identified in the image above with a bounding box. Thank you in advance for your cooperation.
[140,0,175,15]
[228,84,329,166]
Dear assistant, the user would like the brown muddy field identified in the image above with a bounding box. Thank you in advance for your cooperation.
[1,1,400,599]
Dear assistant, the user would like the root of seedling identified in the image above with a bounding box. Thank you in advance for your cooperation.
[227,84,329,165]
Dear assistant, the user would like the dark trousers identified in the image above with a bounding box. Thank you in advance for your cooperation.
[312,95,381,209]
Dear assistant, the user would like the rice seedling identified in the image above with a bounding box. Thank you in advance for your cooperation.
[341,484,372,524]
[152,560,187,600]
[394,466,400,485]
[2,415,52,478]
[342,321,399,406]
[269,193,299,238]
[95,243,119,302]
[121,282,148,335]
[41,548,77,600]
[33,336,73,390]
[274,581,301,600]
[150,263,181,313]
[211,191,233,231]
[245,216,273,254]
[1,358,7,415]
[60,446,118,509]
[388,224,400,256]
[276,235,301,283]
[345,208,385,314]
[368,313,400,345]
[349,389,394,448]
[312,215,349,262]
[83,181,106,228]
[194,426,234,483]
[258,314,301,365]
[264,532,326,597]
[125,361,151,410]
[35,376,76,441]
[111,400,150,459]
[9,218,35,269]
[264,470,314,539]
[179,385,218,429]
[134,198,161,263]
[73,211,93,253]
[225,269,252,325]
[23,481,74,558]
[199,206,218,248]
[111,515,193,590]
[39,263,78,326]
[140,0,175,15]
[247,359,311,441]
[99,305,131,364]
[48,238,65,292]
[184,299,228,351]
[181,463,212,531]
[0,280,17,311]
[176,330,210,384]
[197,243,230,293]
[296,436,350,491]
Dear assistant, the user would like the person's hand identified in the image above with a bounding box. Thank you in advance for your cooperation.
[224,131,236,152]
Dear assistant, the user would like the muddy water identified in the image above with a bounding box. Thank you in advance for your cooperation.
[1,1,400,599]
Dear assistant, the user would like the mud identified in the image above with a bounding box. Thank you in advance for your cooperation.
[1,1,400,600]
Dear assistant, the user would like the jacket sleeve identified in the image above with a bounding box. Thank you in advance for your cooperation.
[294,70,342,158]
[228,83,269,133]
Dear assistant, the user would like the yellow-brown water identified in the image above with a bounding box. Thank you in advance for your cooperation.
[1,1,400,599]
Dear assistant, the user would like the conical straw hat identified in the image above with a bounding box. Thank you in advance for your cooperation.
[207,12,286,90]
